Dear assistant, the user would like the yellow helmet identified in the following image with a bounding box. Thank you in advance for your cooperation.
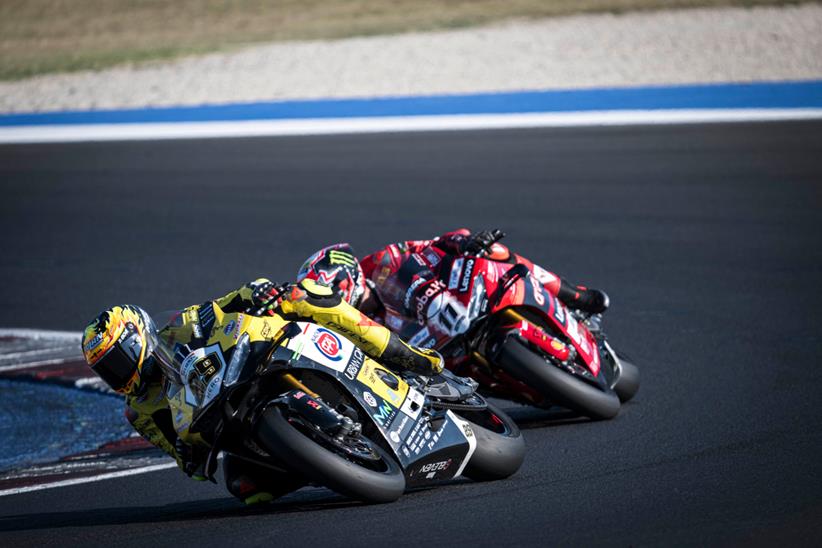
[81,305,159,395]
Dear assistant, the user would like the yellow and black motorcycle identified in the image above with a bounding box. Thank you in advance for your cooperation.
[160,309,525,503]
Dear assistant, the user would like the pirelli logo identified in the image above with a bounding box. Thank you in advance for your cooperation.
[328,250,357,266]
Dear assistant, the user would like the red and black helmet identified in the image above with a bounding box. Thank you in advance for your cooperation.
[296,243,366,307]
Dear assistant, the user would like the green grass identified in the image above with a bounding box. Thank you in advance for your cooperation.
[0,0,814,81]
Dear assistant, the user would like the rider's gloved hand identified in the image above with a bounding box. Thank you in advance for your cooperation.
[464,229,505,256]
[251,280,287,316]
[383,335,445,376]
[175,438,206,480]
[410,345,445,376]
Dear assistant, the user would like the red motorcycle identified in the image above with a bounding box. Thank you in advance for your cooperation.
[383,238,640,420]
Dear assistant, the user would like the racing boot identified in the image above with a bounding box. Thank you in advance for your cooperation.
[558,281,610,314]
[381,333,444,376]
[226,474,275,506]
[223,455,303,505]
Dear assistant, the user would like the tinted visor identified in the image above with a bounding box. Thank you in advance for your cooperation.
[91,342,139,391]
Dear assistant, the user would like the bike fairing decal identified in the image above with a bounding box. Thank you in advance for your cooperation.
[284,322,353,373]
[343,348,365,380]
[459,259,475,293]
[399,385,424,421]
[355,359,408,409]
[447,258,464,290]
[312,327,343,361]
[180,343,227,407]
[407,327,430,347]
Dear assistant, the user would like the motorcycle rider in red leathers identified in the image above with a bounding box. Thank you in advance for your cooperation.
[297,229,609,372]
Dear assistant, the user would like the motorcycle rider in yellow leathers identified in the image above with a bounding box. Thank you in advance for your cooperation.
[81,277,443,504]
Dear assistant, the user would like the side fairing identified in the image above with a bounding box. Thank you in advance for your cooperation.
[280,322,474,485]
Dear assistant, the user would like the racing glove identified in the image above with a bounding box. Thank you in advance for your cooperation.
[250,280,289,316]
[382,334,445,376]
[175,438,207,480]
[464,229,506,256]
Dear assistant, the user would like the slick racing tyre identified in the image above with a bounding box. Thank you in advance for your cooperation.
[455,401,525,481]
[497,337,620,420]
[255,406,405,504]
[611,354,640,403]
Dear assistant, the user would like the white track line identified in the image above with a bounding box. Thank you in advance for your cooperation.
[0,328,81,340]
[0,347,80,360]
[1,109,821,143]
[0,462,177,497]
[0,358,79,373]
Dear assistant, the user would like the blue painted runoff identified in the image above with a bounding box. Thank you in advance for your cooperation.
[1,80,820,127]
[0,379,132,473]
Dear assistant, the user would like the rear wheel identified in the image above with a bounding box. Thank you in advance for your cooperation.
[497,338,620,420]
[454,401,525,481]
[255,406,405,504]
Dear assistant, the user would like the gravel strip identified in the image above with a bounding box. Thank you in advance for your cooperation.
[1,4,821,114]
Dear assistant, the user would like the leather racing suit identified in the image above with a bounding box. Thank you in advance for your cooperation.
[360,228,608,347]
[125,277,442,503]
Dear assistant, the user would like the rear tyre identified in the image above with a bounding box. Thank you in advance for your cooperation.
[497,338,620,420]
[255,406,405,504]
[612,356,640,403]
[455,401,525,481]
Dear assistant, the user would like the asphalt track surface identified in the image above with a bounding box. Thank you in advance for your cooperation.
[1,121,821,546]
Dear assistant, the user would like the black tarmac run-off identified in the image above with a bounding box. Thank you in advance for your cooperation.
[1,121,821,546]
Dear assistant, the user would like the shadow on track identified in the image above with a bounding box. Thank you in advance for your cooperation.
[500,404,597,429]
[0,488,369,533]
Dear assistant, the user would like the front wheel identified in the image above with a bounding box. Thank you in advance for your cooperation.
[496,338,620,420]
[255,406,405,504]
[612,354,640,403]
[454,401,525,481]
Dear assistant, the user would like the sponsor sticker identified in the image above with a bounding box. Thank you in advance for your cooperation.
[400,387,424,421]
[285,322,354,372]
[448,258,464,290]
[408,327,430,347]
[459,259,475,293]
[529,275,546,306]
[363,391,378,408]
[552,296,566,325]
[312,328,343,361]
[223,320,235,336]
[83,332,104,352]
[404,277,426,310]
[344,348,365,380]
[385,314,403,330]
[415,279,446,325]
[356,360,410,409]
[180,344,227,407]
[372,400,396,427]
[419,459,452,474]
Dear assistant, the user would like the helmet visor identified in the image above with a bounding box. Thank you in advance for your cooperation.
[90,342,139,392]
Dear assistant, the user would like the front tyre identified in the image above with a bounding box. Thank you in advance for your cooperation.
[255,406,405,504]
[612,355,640,403]
[497,337,620,420]
[455,401,525,481]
